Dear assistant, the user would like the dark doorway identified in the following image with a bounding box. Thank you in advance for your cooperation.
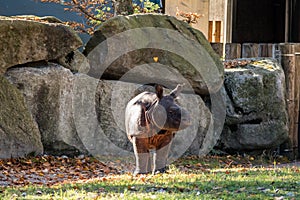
[232,0,286,43]
[291,0,300,42]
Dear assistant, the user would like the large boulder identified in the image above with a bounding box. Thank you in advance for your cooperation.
[0,75,43,158]
[0,16,82,75]
[5,64,88,156]
[84,14,223,95]
[218,58,289,152]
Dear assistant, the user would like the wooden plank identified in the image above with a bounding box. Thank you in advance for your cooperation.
[208,21,213,42]
[225,43,241,59]
[279,43,296,159]
[210,42,223,57]
[215,21,221,43]
[242,43,259,58]
[294,43,300,158]
[258,43,273,57]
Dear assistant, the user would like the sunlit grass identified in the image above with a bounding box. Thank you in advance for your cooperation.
[1,156,300,200]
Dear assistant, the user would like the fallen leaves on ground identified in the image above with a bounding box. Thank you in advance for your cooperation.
[0,155,122,187]
[0,154,298,188]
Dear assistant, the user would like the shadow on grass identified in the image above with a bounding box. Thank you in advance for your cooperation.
[5,172,297,199]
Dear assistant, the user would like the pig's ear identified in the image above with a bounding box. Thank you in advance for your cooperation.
[170,84,184,98]
[155,84,163,99]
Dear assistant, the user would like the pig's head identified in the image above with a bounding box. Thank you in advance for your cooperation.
[148,84,191,131]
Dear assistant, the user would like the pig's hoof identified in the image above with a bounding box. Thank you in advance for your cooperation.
[153,167,167,175]
[133,171,150,176]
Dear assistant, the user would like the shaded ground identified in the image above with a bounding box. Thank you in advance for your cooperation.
[0,155,299,187]
[0,155,130,187]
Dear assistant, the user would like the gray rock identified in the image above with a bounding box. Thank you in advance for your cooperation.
[84,14,223,95]
[219,58,289,151]
[0,75,43,158]
[5,64,132,157]
[0,16,82,75]
[72,74,132,157]
[9,15,63,23]
[5,64,88,156]
[58,50,90,74]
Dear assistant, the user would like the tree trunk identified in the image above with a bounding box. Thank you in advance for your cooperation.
[113,0,134,16]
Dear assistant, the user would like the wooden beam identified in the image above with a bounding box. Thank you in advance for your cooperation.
[242,43,259,58]
[279,43,297,159]
[209,21,213,42]
[258,43,273,57]
[215,21,222,43]
[294,43,300,158]
[225,43,241,59]
[285,0,289,42]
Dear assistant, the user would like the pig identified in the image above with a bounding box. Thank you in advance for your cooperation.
[125,84,191,175]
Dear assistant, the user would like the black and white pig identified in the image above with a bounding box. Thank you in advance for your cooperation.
[125,84,191,175]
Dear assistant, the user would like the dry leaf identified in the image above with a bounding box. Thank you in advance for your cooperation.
[153,56,159,62]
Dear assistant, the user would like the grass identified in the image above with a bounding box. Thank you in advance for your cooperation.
[1,156,300,200]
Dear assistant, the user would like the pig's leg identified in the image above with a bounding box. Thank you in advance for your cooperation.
[153,133,174,174]
[132,137,150,175]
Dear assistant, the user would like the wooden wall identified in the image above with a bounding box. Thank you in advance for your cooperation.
[209,0,224,42]
[165,0,209,38]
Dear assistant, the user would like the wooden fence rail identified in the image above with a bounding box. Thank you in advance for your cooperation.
[211,42,300,159]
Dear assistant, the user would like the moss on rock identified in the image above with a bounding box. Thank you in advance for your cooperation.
[0,16,82,75]
[0,75,43,158]
[84,14,223,95]
[220,58,288,152]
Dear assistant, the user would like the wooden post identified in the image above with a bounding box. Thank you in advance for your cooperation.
[208,21,213,42]
[294,43,300,158]
[242,43,259,58]
[214,21,222,43]
[279,43,297,159]
[210,42,223,58]
[225,43,241,60]
[258,43,273,57]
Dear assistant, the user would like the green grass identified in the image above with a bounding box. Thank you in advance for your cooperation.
[1,156,300,200]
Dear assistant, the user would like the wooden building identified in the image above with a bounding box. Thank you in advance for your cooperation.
[164,0,210,38]
[164,0,300,43]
